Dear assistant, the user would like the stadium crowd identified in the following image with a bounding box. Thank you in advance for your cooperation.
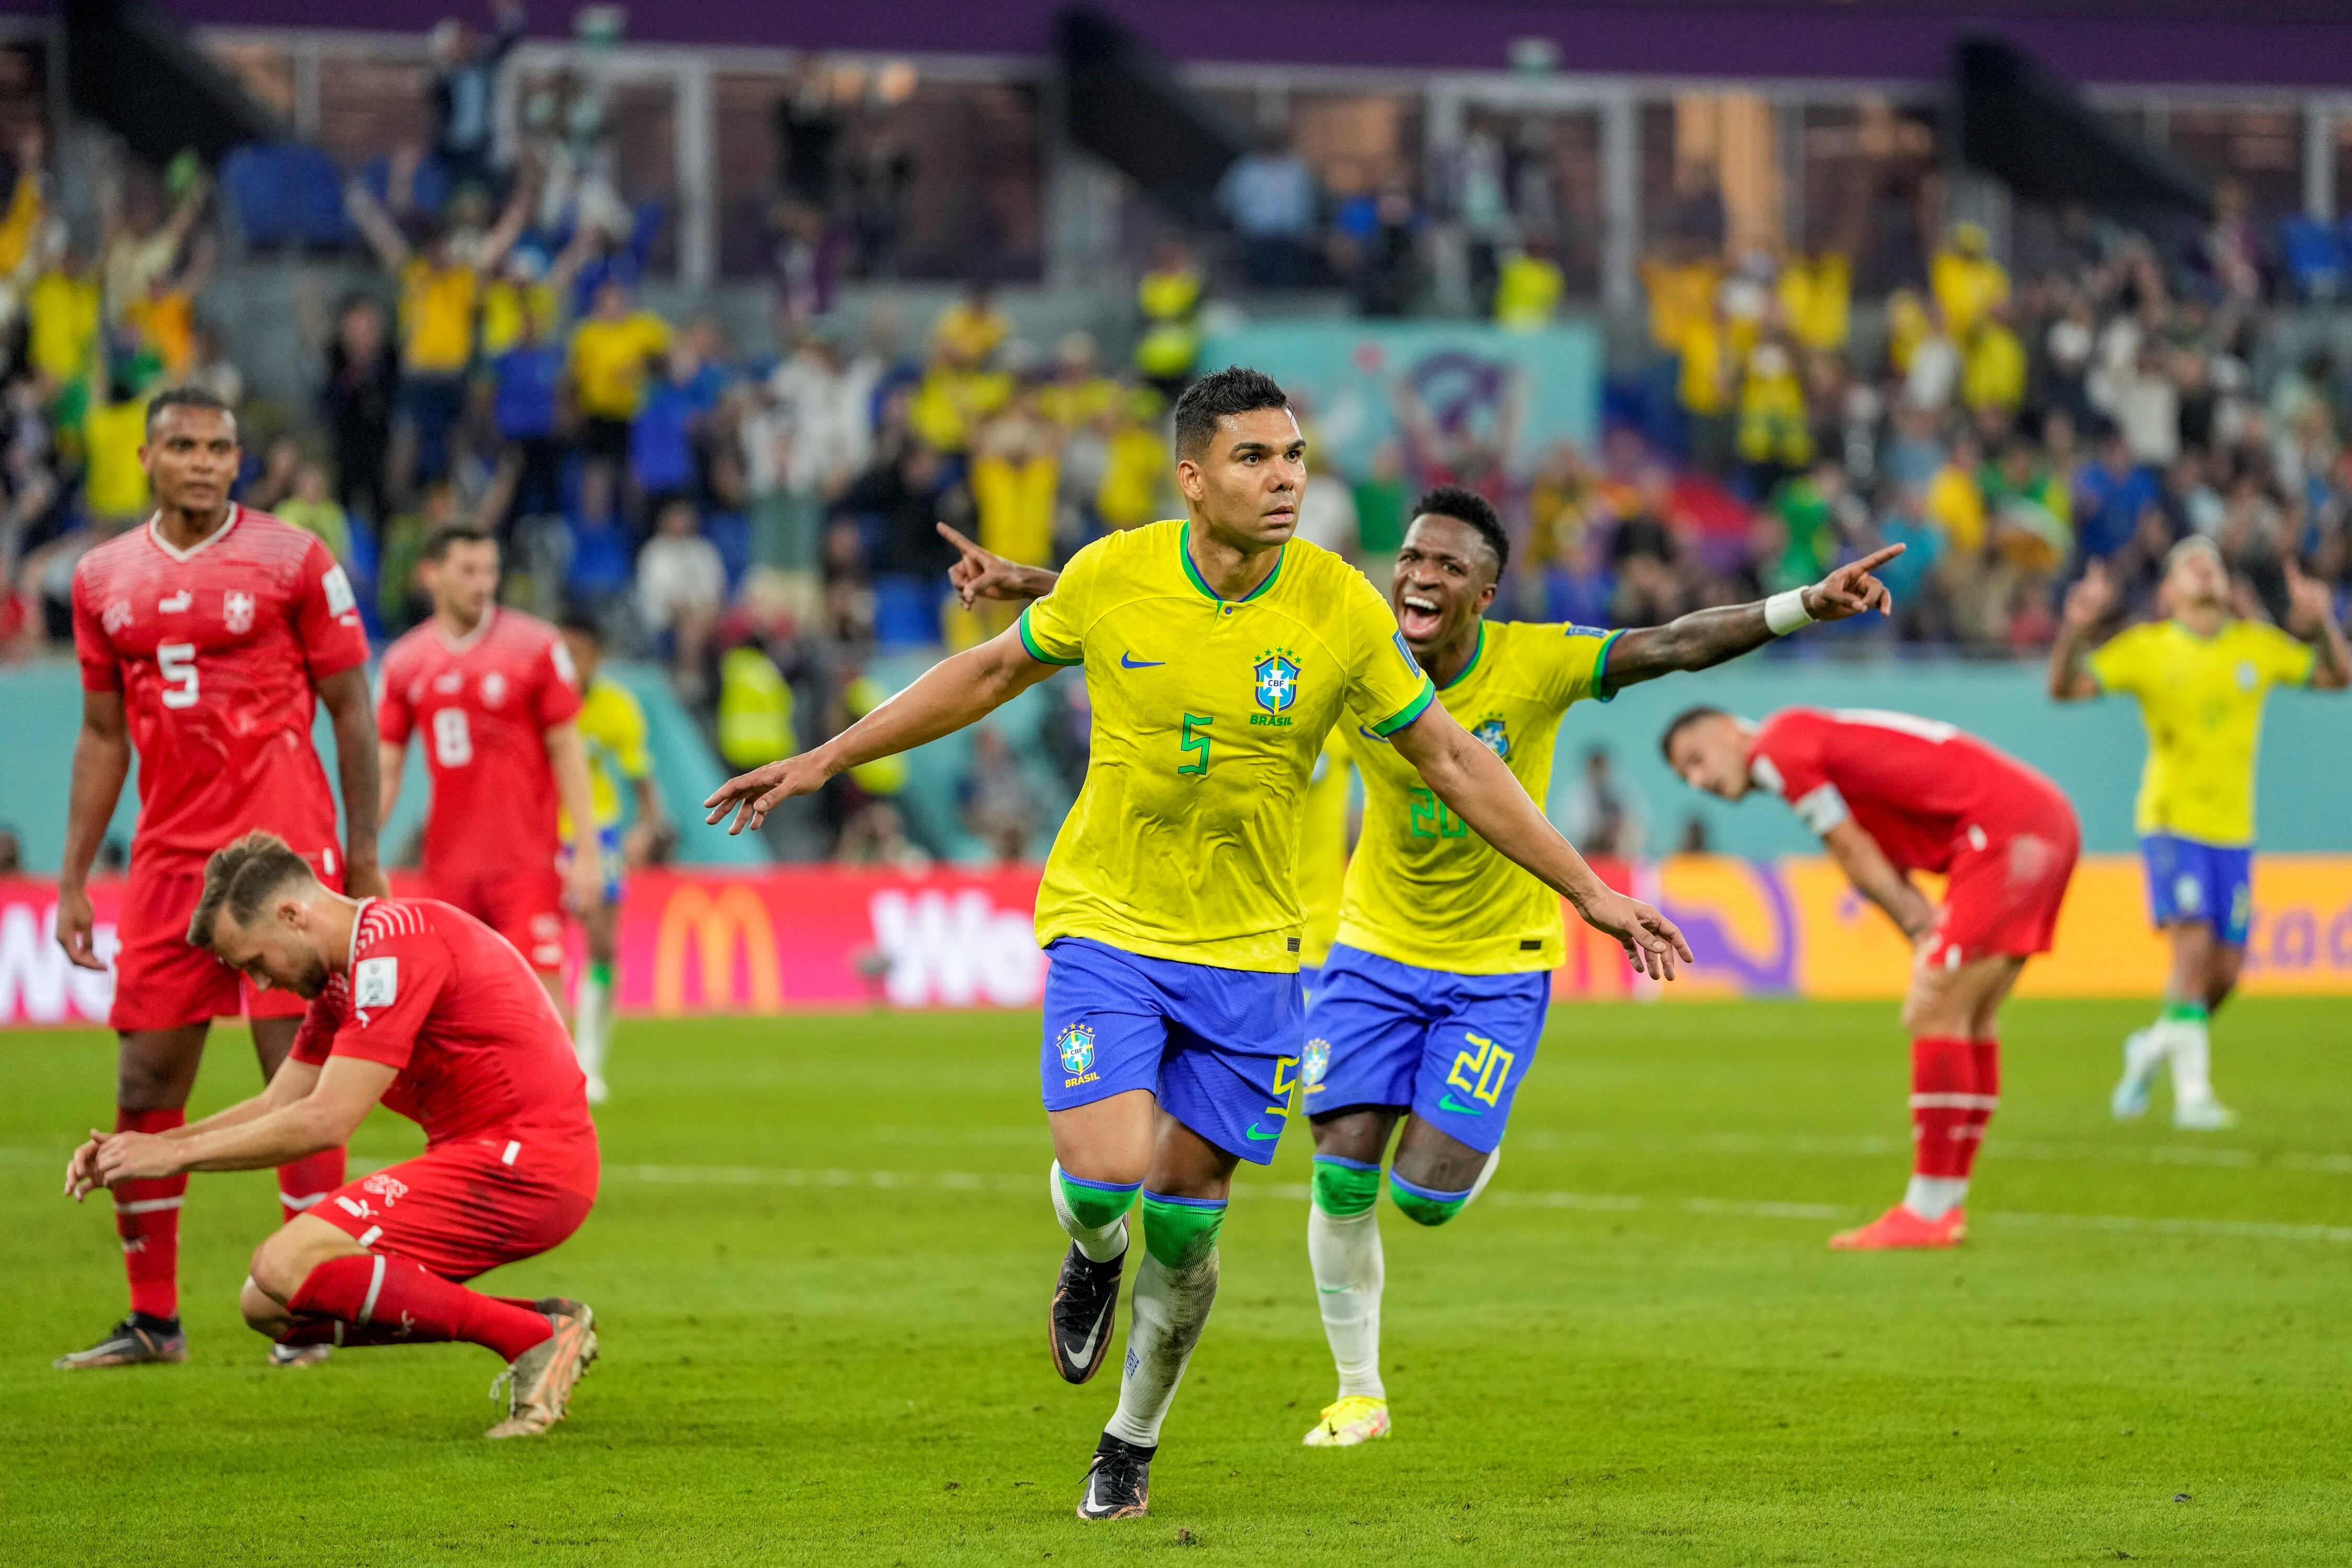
[1,31,2349,858]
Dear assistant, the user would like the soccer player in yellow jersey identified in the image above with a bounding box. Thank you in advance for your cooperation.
[941,482,1897,1451]
[2049,537,2348,1128]
[707,369,1689,1524]
[557,614,671,1106]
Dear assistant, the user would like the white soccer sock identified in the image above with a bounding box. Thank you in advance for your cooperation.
[1463,1145,1502,1209]
[1904,1175,1969,1220]
[1307,1203,1385,1400]
[573,970,612,1082]
[2169,1016,2216,1104]
[1103,1248,1218,1449]
[1050,1160,1131,1264]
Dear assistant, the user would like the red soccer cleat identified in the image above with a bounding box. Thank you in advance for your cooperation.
[1828,1204,1967,1251]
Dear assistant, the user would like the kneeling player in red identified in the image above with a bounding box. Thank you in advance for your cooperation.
[1663,706,2080,1250]
[65,833,601,1438]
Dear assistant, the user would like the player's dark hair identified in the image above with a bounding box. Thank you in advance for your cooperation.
[1412,485,1510,579]
[422,522,497,562]
[144,384,237,434]
[1172,366,1290,458]
[186,832,317,950]
[557,608,603,643]
[1658,705,1731,764]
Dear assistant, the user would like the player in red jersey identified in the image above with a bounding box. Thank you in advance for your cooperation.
[55,386,383,1371]
[1662,705,2080,1250]
[65,833,602,1438]
[376,523,601,1009]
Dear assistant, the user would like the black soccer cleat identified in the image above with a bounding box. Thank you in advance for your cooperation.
[55,1314,187,1370]
[1048,1242,1124,1384]
[1075,1432,1154,1521]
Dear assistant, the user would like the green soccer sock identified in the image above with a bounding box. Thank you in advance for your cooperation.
[1051,1162,1139,1263]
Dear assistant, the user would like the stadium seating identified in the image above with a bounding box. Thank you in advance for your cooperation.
[219,144,353,250]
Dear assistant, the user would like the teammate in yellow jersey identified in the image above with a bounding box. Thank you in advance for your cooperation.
[942,482,1899,1450]
[2049,537,2348,1128]
[708,368,1689,1524]
[557,613,672,1106]
[1295,730,1353,997]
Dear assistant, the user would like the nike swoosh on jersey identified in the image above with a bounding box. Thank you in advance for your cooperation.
[1437,1094,1484,1115]
[1244,1123,1283,1141]
[1119,652,1166,668]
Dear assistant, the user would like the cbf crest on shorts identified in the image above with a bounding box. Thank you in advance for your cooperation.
[1252,647,1301,724]
[1301,1035,1331,1088]
[1056,1020,1097,1081]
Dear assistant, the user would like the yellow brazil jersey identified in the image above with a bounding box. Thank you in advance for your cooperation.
[2087,618,2316,846]
[1296,732,1353,969]
[1336,620,1620,973]
[1017,520,1435,972]
[560,674,652,836]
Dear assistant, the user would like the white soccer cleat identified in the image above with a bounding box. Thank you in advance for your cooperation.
[583,1075,609,1106]
[2173,1097,2238,1132]
[1302,1395,1391,1447]
[2111,1029,2163,1121]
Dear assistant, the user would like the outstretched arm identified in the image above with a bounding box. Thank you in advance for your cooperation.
[705,626,1059,833]
[1821,820,1936,941]
[2286,559,2352,691]
[1604,545,1903,689]
[1388,706,1693,979]
[2047,561,2114,701]
[938,522,1058,607]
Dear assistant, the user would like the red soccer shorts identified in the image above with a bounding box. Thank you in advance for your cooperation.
[312,1135,598,1284]
[426,864,566,975]
[1923,788,2082,970]
[111,847,343,1032]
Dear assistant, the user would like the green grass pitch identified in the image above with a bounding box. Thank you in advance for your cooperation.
[6,997,2351,1565]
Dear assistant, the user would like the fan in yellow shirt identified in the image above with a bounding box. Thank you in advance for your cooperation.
[2053,538,2349,1129]
[555,614,671,1108]
[705,368,1689,1518]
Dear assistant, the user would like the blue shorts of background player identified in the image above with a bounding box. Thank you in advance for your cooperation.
[2140,834,2253,948]
[1039,938,1303,1163]
[1301,944,1550,1155]
[559,826,626,905]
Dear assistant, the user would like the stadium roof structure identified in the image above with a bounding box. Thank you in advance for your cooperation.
[131,0,2352,90]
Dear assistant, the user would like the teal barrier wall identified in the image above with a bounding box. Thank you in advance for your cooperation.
[0,659,766,872]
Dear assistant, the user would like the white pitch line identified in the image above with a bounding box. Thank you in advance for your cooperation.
[604,1162,2352,1246]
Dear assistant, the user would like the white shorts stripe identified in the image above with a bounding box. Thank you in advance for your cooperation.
[1911,1093,2001,1110]
[502,1140,521,1166]
[113,1196,185,1215]
[280,1191,329,1211]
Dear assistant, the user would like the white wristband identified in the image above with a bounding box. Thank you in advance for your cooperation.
[1765,589,1814,636]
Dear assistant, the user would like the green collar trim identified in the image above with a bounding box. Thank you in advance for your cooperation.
[1180,521,1284,605]
[1439,621,1486,691]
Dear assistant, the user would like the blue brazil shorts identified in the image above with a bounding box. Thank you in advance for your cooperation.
[1039,937,1303,1164]
[1300,943,1550,1155]
[2140,833,2253,948]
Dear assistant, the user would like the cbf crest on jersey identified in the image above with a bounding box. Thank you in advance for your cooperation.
[1472,712,1511,759]
[1056,1020,1097,1077]
[222,590,255,635]
[1252,647,1300,727]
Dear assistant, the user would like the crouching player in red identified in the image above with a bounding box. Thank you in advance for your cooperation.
[1663,707,2079,1249]
[65,833,601,1437]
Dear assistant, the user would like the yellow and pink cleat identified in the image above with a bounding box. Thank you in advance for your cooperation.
[1302,1395,1392,1447]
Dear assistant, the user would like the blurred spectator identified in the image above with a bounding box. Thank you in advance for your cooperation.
[307,287,399,528]
[1492,241,1562,330]
[429,2,526,194]
[1093,388,1171,534]
[1134,239,1204,398]
[347,175,532,492]
[276,460,354,567]
[568,276,672,524]
[960,727,1041,863]
[1564,746,1643,860]
[0,823,19,874]
[638,495,725,700]
[377,480,462,633]
[971,391,1059,570]
[2074,427,2159,561]
[836,800,930,872]
[1219,132,1318,289]
[1930,222,2009,341]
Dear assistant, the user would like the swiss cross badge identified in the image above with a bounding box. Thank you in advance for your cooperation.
[222,591,255,634]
